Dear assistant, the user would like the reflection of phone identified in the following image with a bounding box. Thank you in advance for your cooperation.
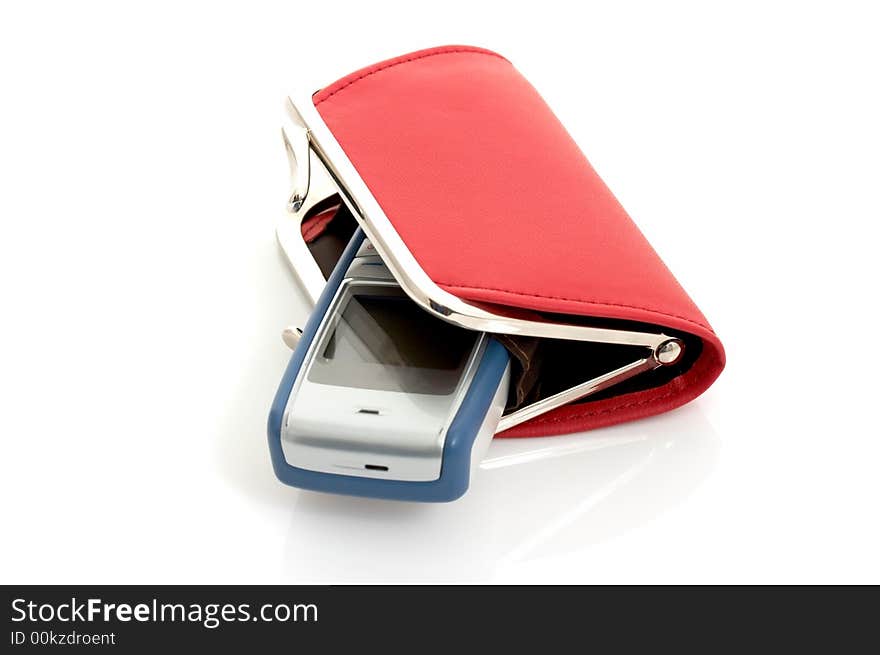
[268,229,510,502]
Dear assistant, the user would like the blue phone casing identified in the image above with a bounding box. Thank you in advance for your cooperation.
[268,228,509,502]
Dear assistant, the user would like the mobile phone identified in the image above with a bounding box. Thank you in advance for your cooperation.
[268,228,510,502]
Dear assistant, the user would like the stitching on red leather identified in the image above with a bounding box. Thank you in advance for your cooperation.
[438,282,714,332]
[315,48,507,106]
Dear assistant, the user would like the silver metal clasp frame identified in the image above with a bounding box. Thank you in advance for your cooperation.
[276,98,341,306]
[276,92,684,433]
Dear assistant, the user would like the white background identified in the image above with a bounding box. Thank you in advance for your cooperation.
[2,1,878,584]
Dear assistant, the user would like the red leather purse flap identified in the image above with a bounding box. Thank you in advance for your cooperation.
[311,46,725,436]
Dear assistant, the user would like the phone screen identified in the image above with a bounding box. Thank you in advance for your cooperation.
[308,288,477,395]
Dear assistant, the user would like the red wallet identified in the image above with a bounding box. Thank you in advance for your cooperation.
[279,45,725,438]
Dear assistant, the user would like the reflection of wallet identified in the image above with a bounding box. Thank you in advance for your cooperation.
[278,45,725,437]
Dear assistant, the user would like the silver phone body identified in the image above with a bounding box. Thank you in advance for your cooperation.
[281,244,500,482]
